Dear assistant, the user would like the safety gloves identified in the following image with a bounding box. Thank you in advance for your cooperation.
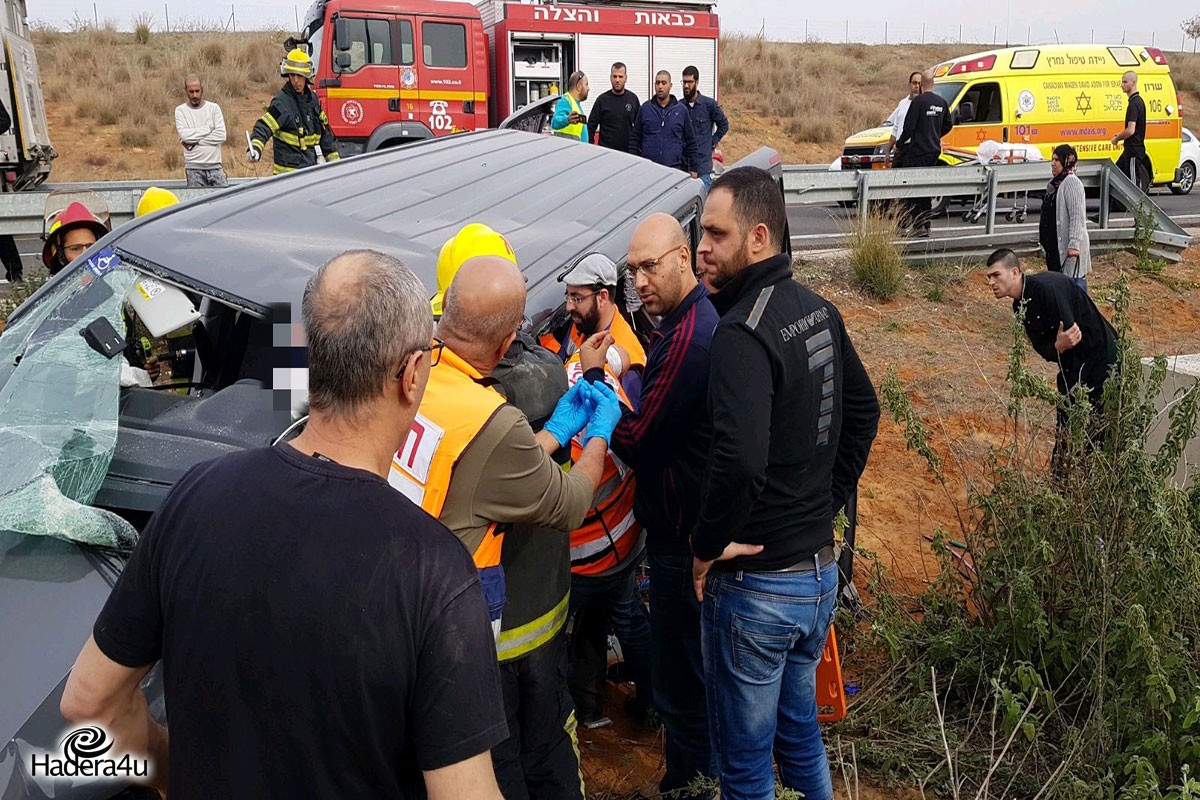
[581,381,622,447]
[544,381,595,448]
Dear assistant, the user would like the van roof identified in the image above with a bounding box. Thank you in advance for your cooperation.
[934,44,1173,79]
[104,130,698,315]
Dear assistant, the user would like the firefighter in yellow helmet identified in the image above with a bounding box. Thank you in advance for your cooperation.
[430,223,517,318]
[135,187,180,218]
[248,48,339,175]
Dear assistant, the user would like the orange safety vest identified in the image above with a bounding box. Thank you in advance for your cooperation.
[539,310,647,369]
[563,357,642,576]
[388,347,508,638]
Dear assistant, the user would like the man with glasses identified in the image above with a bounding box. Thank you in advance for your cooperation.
[575,213,720,799]
[541,253,652,730]
[390,255,623,800]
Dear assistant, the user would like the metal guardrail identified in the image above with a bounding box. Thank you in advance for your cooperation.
[0,178,256,237]
[781,161,1192,263]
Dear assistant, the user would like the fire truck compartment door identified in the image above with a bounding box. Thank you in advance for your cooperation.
[578,34,650,115]
[651,36,717,101]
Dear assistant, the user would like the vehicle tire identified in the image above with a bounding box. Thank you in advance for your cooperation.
[929,195,948,215]
[1171,161,1195,195]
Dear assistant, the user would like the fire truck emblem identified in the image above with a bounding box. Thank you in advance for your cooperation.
[402,68,417,89]
[340,100,364,125]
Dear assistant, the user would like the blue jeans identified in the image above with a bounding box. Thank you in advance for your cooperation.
[699,172,712,193]
[701,561,838,800]
[649,552,715,798]
[568,556,654,713]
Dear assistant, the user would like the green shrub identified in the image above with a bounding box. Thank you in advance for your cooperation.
[840,276,1200,797]
[847,209,905,301]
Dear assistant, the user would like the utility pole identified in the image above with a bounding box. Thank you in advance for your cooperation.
[164,2,169,31]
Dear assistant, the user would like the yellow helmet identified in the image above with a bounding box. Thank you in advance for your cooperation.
[431,223,517,316]
[136,187,180,218]
[280,48,315,78]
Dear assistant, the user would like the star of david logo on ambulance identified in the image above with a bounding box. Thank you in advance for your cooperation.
[1075,92,1092,115]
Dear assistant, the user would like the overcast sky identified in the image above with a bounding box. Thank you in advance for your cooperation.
[28,0,1200,51]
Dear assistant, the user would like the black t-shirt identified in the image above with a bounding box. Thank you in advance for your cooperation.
[1015,271,1118,399]
[587,89,641,152]
[1125,92,1147,152]
[93,445,507,799]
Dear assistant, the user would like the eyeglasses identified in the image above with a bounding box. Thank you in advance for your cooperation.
[627,245,683,278]
[63,243,91,257]
[565,290,598,306]
[395,337,444,380]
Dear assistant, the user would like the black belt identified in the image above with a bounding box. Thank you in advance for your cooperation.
[764,544,836,574]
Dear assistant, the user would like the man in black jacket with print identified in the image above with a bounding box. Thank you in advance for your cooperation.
[691,167,880,800]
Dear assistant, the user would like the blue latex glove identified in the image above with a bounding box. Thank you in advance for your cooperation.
[544,381,595,448]
[581,380,622,447]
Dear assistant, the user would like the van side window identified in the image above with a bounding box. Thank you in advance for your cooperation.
[961,82,1003,124]
[423,22,467,68]
[335,17,394,74]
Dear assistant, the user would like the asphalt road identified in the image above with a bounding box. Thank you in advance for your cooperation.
[787,185,1200,244]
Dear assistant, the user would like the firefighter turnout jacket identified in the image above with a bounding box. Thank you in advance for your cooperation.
[251,82,340,175]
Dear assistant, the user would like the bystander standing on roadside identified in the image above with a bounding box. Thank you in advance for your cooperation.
[885,71,923,167]
[576,212,720,799]
[174,74,228,188]
[630,71,700,178]
[587,63,640,151]
[681,65,728,191]
[893,71,953,236]
[691,167,880,800]
[1040,144,1091,291]
[61,249,509,799]
[1112,70,1153,196]
[0,96,21,281]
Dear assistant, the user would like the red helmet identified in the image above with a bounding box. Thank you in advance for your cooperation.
[43,201,110,269]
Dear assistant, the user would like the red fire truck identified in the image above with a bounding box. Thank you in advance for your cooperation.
[295,0,718,155]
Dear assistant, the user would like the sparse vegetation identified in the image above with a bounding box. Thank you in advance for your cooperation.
[847,209,906,300]
[133,13,152,45]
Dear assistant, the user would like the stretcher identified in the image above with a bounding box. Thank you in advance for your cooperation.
[961,141,1045,224]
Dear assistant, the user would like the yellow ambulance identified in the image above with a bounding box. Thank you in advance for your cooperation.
[839,44,1183,187]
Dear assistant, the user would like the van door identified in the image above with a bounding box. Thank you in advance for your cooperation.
[946,81,1007,156]
[328,14,401,142]
[416,17,478,136]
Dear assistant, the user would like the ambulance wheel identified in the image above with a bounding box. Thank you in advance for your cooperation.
[1171,161,1195,195]
[929,195,948,216]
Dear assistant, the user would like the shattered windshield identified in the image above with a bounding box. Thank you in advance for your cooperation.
[0,248,138,549]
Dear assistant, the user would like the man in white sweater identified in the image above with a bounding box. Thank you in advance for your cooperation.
[174,74,228,187]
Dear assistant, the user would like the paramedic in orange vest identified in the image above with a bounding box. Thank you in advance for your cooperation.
[542,253,655,727]
[390,255,623,800]
[551,71,590,142]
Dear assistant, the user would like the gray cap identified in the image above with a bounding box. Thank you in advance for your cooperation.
[561,252,618,287]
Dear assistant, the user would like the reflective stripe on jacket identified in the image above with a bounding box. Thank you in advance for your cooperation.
[250,82,340,174]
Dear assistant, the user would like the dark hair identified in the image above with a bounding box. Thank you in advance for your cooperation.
[1053,143,1078,168]
[683,65,699,81]
[568,70,586,90]
[611,62,626,72]
[656,70,671,81]
[986,248,1020,268]
[709,167,787,252]
[909,70,922,82]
